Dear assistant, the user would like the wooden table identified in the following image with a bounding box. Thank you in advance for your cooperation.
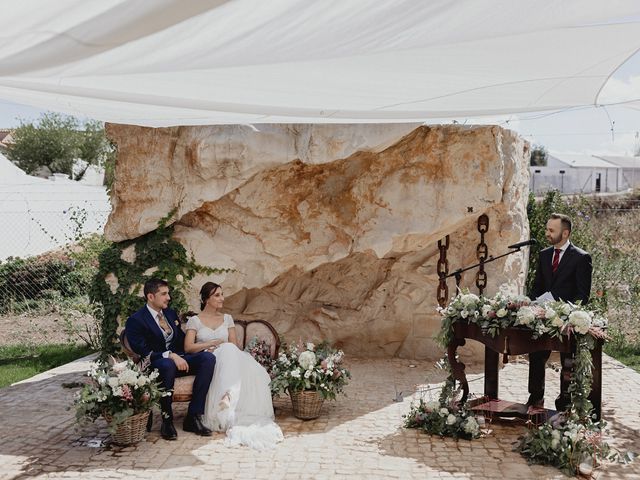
[447,321,603,420]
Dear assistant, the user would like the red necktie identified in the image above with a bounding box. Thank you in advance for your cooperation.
[552,248,561,273]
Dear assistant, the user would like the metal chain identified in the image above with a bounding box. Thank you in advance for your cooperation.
[475,214,489,294]
[437,235,450,308]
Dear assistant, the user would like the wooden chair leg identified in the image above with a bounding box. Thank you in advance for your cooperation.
[146,410,154,432]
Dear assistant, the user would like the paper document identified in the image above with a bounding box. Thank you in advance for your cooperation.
[535,291,555,303]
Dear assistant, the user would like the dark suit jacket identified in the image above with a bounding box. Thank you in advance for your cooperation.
[125,306,185,363]
[530,243,592,305]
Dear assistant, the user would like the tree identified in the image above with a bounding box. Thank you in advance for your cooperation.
[6,113,114,181]
[530,144,548,166]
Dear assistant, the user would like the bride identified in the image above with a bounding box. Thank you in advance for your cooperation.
[184,282,283,450]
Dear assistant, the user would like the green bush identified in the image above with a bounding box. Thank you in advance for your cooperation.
[0,234,110,314]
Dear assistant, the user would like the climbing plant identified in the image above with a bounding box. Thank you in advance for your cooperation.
[90,210,228,357]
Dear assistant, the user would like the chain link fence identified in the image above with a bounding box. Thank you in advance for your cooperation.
[0,207,110,348]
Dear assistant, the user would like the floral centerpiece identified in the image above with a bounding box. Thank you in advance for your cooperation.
[75,359,166,444]
[270,341,351,419]
[406,290,631,476]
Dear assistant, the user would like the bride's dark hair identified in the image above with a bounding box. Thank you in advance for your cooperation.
[200,281,222,311]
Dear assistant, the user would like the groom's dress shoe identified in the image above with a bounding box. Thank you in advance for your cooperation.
[183,414,213,436]
[161,419,178,440]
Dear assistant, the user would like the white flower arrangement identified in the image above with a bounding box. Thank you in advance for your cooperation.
[270,341,351,400]
[75,359,166,432]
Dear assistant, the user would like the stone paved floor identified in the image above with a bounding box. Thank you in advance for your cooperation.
[1,354,639,479]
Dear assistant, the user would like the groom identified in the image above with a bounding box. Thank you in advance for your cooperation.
[125,278,216,440]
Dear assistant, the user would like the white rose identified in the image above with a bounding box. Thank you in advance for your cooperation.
[463,416,479,434]
[562,304,572,315]
[298,351,317,370]
[569,310,592,334]
[496,308,508,318]
[306,342,315,351]
[112,361,128,374]
[175,274,184,282]
[551,316,564,328]
[460,293,480,307]
[481,305,492,318]
[460,310,469,319]
[544,307,556,319]
[439,407,449,417]
[516,306,536,326]
[446,414,457,425]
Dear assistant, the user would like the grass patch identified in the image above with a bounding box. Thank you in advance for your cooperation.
[603,328,640,373]
[0,343,94,388]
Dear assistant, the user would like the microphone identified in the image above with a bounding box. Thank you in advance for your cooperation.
[508,239,538,249]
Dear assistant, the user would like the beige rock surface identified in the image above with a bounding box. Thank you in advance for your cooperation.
[106,124,530,359]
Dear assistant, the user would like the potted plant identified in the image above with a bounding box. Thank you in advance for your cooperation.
[75,359,166,445]
[270,341,351,419]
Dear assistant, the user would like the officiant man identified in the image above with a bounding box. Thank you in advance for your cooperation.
[528,213,592,412]
[125,278,216,440]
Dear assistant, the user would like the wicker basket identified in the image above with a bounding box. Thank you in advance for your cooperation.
[290,390,324,420]
[103,411,150,445]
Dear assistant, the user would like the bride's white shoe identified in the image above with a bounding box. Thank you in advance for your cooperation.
[216,392,234,431]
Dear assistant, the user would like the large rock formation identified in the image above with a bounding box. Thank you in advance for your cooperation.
[105,123,530,359]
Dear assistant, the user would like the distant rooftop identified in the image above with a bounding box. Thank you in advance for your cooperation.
[548,153,620,169]
[595,155,640,169]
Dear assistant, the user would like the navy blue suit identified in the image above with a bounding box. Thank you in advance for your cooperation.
[531,244,592,305]
[125,306,215,418]
[528,242,592,408]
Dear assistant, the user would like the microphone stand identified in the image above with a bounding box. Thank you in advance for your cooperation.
[445,245,529,289]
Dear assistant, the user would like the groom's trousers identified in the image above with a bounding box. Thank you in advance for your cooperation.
[152,352,216,417]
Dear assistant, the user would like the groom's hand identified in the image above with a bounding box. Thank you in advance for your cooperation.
[170,353,189,372]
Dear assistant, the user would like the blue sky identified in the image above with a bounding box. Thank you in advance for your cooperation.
[1,53,639,156]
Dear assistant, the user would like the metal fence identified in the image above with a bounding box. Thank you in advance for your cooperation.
[0,208,110,315]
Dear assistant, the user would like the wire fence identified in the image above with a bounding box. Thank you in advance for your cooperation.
[0,208,110,348]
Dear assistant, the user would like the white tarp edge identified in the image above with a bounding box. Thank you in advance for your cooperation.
[0,0,639,126]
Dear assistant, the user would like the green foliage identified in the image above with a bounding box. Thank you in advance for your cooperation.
[74,359,166,432]
[270,341,351,400]
[0,343,93,388]
[0,234,109,314]
[530,144,548,166]
[6,112,114,179]
[90,210,226,357]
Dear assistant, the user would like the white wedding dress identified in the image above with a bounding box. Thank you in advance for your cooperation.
[185,314,283,450]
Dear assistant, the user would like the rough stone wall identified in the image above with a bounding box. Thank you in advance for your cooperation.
[105,123,530,359]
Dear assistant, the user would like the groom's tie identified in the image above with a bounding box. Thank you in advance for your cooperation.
[552,248,561,274]
[157,311,172,335]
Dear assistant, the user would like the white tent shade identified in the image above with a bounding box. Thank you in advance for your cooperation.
[0,0,639,126]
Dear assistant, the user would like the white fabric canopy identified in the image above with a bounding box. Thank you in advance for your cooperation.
[0,0,639,126]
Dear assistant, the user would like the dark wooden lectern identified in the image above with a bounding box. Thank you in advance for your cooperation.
[447,321,603,420]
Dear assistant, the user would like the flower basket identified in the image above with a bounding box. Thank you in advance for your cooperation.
[290,389,324,420]
[103,411,150,445]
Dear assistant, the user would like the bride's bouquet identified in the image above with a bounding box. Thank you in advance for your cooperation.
[270,341,351,400]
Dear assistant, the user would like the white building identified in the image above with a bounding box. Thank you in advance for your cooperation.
[530,153,623,195]
[595,155,640,190]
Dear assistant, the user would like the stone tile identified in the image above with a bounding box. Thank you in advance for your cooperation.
[0,355,639,479]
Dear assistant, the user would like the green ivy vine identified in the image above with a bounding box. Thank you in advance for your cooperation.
[90,210,228,357]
